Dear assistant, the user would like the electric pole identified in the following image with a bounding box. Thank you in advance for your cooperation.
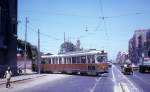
[64,32,66,53]
[38,29,41,74]
[24,17,29,74]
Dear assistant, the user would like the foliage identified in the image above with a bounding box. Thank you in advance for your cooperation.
[17,39,38,60]
[59,41,76,54]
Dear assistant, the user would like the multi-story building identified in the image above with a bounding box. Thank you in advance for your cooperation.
[146,31,150,54]
[129,35,138,64]
[0,0,17,77]
[129,29,150,64]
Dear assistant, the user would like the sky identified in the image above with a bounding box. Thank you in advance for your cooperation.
[18,0,150,60]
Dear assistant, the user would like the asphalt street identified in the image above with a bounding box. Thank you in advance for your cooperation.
[126,71,150,92]
[1,65,150,92]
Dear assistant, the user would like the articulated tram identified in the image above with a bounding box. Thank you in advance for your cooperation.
[38,50,109,75]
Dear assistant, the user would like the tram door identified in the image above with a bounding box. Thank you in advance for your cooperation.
[87,55,96,72]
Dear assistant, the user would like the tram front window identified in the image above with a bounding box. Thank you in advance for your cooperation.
[97,56,104,63]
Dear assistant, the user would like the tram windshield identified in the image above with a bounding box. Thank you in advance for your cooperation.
[96,56,107,63]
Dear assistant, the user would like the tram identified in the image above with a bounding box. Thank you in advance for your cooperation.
[38,50,109,75]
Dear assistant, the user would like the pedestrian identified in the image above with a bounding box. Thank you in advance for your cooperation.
[4,66,12,88]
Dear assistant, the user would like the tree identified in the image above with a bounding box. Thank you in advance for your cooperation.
[59,41,76,54]
[17,39,38,60]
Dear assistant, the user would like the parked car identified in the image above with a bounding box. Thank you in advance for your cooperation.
[122,64,133,75]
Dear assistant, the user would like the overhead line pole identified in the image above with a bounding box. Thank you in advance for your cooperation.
[24,17,29,74]
[38,29,41,74]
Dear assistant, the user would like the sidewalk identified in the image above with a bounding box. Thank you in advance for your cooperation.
[0,73,47,85]
[0,74,71,92]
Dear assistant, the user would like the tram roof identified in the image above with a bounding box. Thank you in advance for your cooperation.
[41,50,107,58]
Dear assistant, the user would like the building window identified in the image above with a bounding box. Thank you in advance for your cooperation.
[138,35,142,48]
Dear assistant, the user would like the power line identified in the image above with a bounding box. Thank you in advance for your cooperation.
[27,22,61,41]
[17,17,61,42]
[20,10,100,19]
[99,0,109,40]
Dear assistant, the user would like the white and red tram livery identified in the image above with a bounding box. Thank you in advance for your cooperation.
[40,50,109,75]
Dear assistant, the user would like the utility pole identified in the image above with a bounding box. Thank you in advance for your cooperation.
[24,17,29,74]
[38,29,41,74]
[64,32,66,53]
[64,32,66,43]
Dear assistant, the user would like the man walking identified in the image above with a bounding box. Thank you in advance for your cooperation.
[4,67,12,88]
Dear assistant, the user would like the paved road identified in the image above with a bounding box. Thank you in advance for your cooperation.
[116,64,150,92]
[1,65,150,92]
[126,71,150,92]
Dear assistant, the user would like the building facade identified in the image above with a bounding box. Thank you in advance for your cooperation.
[116,51,129,64]
[129,29,150,64]
[0,0,17,77]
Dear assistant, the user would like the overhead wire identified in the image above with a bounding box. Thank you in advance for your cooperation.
[99,0,109,40]
[28,22,61,41]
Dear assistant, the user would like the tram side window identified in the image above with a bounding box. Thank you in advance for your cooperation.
[49,59,51,64]
[92,55,95,63]
[67,57,71,64]
[56,58,58,64]
[64,57,66,64]
[59,58,62,64]
[70,58,72,64]
[52,58,55,64]
[54,58,58,64]
[76,57,80,63]
[81,56,86,63]
[87,56,91,63]
[41,59,46,64]
[66,57,71,64]
[72,57,76,64]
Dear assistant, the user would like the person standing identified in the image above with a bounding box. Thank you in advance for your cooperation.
[4,67,12,88]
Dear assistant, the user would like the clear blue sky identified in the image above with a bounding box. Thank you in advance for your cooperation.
[18,0,150,60]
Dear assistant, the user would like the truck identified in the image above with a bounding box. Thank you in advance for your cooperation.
[139,58,150,73]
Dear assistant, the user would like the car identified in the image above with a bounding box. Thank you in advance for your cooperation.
[122,64,133,75]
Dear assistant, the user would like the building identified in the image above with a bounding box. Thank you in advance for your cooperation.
[129,29,150,64]
[116,51,129,64]
[146,31,150,57]
[129,35,138,64]
[0,0,17,77]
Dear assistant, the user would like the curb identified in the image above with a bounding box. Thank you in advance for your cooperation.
[0,74,46,85]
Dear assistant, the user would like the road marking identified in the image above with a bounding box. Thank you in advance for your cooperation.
[115,66,141,92]
[112,65,116,82]
[90,77,102,92]
[112,65,124,92]
[120,83,130,92]
[114,84,123,92]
